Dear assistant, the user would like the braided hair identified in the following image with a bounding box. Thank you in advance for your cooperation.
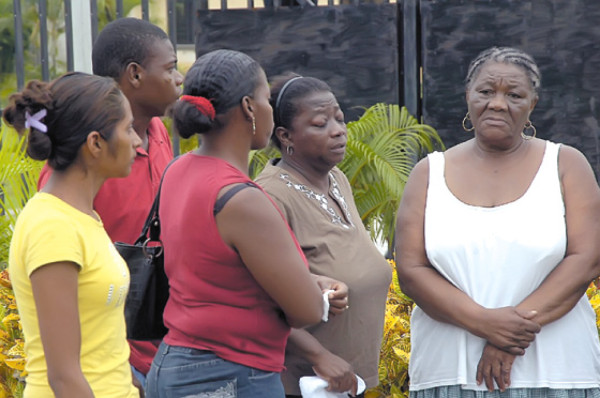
[465,47,541,94]
[172,49,263,139]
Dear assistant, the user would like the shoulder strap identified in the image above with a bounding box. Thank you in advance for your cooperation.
[134,156,180,245]
[213,182,257,216]
[427,151,443,179]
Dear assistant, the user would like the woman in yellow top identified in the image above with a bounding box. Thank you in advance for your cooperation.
[4,72,142,398]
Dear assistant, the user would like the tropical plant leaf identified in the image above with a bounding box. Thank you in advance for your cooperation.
[339,104,444,253]
[249,145,280,180]
[0,124,43,270]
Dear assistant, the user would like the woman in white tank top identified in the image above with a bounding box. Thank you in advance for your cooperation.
[395,47,600,398]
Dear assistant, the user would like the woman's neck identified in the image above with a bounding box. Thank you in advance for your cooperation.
[278,157,330,193]
[194,138,250,176]
[41,166,104,220]
[473,133,530,156]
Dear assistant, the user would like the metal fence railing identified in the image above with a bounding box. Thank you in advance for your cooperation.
[10,0,181,152]
[11,0,398,88]
[11,0,173,90]
[9,0,401,155]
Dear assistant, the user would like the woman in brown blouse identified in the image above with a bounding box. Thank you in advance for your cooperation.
[255,74,392,397]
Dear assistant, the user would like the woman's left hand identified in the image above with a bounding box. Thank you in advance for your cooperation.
[476,343,516,392]
[313,351,357,394]
[312,274,349,316]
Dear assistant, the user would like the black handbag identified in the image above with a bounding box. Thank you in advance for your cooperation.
[115,158,176,340]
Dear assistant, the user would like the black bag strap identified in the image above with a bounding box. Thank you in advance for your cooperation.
[134,156,180,245]
[213,182,258,216]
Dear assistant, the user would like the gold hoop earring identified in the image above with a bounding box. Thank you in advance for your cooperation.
[251,116,256,136]
[521,120,536,140]
[286,145,294,156]
[462,112,475,132]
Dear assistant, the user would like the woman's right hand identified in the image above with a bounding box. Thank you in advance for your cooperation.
[476,307,540,355]
[476,343,516,392]
[312,351,357,395]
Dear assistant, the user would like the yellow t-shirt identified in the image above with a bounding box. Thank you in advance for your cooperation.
[9,193,138,398]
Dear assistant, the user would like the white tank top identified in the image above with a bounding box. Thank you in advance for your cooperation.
[409,141,600,391]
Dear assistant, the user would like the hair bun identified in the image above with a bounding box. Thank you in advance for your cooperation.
[26,130,52,161]
[2,80,53,133]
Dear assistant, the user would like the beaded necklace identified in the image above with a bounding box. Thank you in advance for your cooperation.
[278,172,354,229]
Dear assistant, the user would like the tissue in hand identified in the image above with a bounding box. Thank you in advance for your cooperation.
[299,375,366,398]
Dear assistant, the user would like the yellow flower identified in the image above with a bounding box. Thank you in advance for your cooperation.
[366,259,412,398]
[1,313,19,326]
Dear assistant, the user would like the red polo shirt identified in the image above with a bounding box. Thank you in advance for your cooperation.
[37,117,173,375]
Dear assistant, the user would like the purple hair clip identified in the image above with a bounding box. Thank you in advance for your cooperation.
[25,109,48,133]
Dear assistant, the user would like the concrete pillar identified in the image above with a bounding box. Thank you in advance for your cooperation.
[71,0,93,73]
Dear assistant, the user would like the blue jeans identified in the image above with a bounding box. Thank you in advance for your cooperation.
[146,342,285,398]
[132,365,147,392]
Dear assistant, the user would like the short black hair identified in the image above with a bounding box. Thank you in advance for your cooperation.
[173,49,263,139]
[92,17,169,79]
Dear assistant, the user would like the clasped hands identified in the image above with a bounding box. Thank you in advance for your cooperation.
[475,307,541,392]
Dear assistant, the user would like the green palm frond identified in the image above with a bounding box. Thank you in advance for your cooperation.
[339,104,444,254]
[0,124,43,269]
[249,145,280,180]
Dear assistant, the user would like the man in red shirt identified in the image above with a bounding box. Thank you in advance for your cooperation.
[38,17,183,392]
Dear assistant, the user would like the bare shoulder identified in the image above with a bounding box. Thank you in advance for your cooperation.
[556,143,596,180]
[554,143,600,205]
[407,155,430,183]
[397,155,430,221]
[216,183,290,250]
[557,143,591,165]
[218,183,274,216]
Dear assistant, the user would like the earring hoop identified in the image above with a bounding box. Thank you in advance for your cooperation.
[521,120,536,140]
[251,116,256,136]
[462,112,475,132]
[286,145,294,156]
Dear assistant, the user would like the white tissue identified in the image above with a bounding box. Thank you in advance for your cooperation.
[299,375,366,398]
[322,289,334,322]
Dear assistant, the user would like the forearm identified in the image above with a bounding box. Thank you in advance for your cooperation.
[398,266,486,337]
[286,328,328,363]
[517,254,598,326]
[399,265,539,354]
[287,328,357,393]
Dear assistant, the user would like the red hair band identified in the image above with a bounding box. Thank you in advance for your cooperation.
[180,95,216,120]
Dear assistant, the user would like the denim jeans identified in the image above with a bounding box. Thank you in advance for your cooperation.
[132,365,147,392]
[146,342,285,398]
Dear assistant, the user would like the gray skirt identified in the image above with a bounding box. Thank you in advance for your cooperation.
[410,386,600,398]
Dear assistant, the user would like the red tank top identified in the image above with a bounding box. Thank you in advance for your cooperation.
[160,153,307,372]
